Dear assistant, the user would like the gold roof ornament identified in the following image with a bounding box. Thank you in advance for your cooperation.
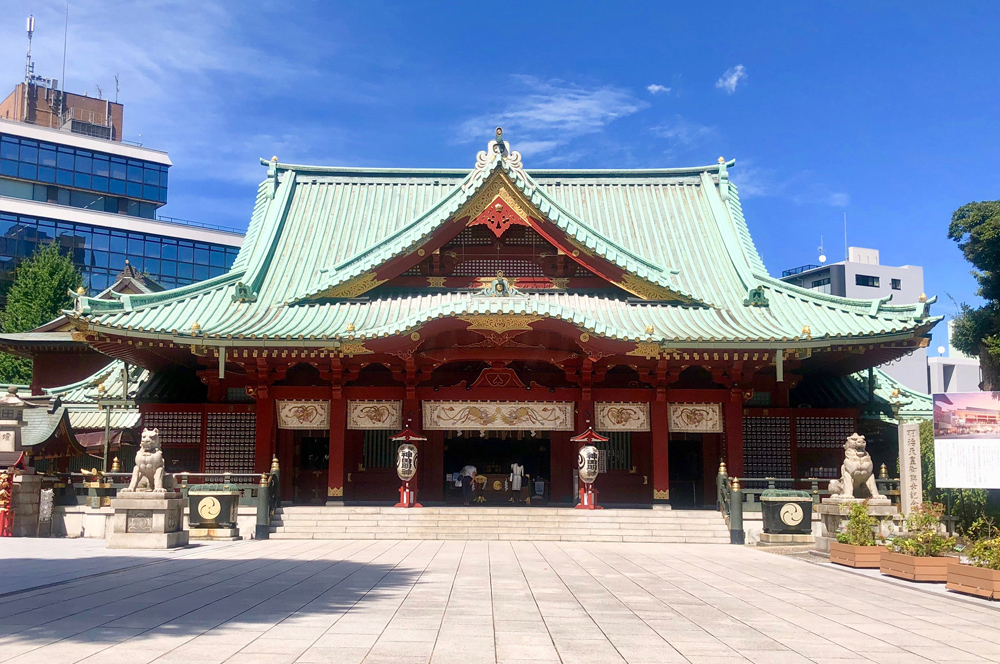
[918,292,927,302]
[801,325,811,337]
[191,321,201,332]
[76,286,86,295]
[718,156,725,164]
[271,155,278,162]
[346,323,356,332]
[645,324,655,334]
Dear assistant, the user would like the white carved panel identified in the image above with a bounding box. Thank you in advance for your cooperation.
[276,401,330,430]
[347,401,403,430]
[595,402,650,432]
[423,401,574,431]
[668,403,723,433]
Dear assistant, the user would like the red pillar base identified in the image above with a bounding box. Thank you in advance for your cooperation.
[575,483,602,509]
[395,481,422,508]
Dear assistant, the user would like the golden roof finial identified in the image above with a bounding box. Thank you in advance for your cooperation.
[918,292,927,302]
[801,324,811,337]
[346,323,355,332]
[271,155,278,162]
[718,156,725,164]
[76,286,86,295]
[645,324,654,334]
[191,321,201,332]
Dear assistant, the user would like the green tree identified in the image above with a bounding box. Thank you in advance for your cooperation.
[948,200,1000,390]
[0,244,83,384]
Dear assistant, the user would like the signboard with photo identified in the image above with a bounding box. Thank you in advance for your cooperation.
[933,392,1000,489]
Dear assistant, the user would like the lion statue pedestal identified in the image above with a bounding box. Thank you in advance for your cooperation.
[107,428,188,549]
[815,432,899,553]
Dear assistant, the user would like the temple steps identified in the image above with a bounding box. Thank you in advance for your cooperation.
[268,506,730,543]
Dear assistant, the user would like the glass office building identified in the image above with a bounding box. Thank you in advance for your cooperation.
[0,116,242,301]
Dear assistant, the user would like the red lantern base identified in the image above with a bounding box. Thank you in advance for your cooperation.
[395,481,422,508]
[576,483,602,510]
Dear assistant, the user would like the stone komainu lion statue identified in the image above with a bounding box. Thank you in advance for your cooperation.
[128,428,166,491]
[828,432,884,500]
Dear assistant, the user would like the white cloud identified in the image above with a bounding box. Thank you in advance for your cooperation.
[715,65,747,94]
[456,76,647,158]
[650,115,716,146]
[646,84,671,95]
[734,161,849,208]
[825,192,851,207]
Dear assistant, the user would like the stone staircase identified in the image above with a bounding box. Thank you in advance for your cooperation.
[268,506,730,543]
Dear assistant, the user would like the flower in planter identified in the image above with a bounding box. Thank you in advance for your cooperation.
[836,501,879,546]
[886,502,956,557]
[964,517,1000,571]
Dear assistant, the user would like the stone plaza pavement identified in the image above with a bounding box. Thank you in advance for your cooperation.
[1,539,999,664]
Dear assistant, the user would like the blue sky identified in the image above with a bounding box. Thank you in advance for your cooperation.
[1,2,998,349]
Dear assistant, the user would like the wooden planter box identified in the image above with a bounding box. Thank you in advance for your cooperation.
[830,542,885,568]
[947,563,1000,600]
[880,551,955,582]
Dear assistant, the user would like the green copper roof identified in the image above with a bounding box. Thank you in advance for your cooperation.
[793,367,932,422]
[44,360,145,431]
[67,138,940,349]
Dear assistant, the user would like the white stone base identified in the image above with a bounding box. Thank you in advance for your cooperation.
[189,527,240,541]
[106,490,188,550]
[758,532,815,546]
[822,496,891,506]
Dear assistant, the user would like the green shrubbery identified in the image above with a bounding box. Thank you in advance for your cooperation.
[964,517,1000,571]
[835,501,879,546]
[886,503,956,557]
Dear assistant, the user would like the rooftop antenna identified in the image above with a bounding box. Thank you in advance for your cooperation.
[60,3,69,118]
[25,15,35,83]
[843,212,848,261]
[96,84,103,100]
[818,236,826,264]
[114,74,119,103]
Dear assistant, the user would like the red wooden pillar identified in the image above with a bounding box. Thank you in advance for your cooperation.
[651,394,670,504]
[254,390,275,473]
[327,396,347,504]
[724,388,745,478]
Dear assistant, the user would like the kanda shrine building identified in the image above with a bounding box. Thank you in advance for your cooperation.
[62,130,940,508]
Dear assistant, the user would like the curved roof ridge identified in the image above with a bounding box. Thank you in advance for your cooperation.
[757,272,932,317]
[265,160,732,178]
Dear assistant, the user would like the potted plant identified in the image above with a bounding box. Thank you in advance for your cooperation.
[947,518,1000,600]
[880,503,957,582]
[830,501,885,568]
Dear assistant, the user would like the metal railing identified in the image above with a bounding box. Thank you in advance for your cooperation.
[781,264,821,277]
[715,464,902,545]
[40,459,283,539]
[154,215,245,235]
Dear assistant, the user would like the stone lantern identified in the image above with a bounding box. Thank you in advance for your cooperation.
[0,386,29,455]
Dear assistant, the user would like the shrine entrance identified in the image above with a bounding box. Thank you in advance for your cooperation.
[442,433,551,504]
[292,434,329,505]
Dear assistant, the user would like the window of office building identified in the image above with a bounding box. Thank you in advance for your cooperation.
[855,274,879,288]
[0,134,168,205]
[0,212,239,302]
[891,278,901,290]
[811,277,831,294]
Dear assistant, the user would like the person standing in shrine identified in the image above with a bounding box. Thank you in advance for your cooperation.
[461,465,477,506]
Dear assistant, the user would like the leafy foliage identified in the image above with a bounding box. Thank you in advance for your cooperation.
[964,516,1000,570]
[917,420,987,534]
[0,244,83,384]
[887,503,956,557]
[948,200,1000,390]
[836,501,879,546]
